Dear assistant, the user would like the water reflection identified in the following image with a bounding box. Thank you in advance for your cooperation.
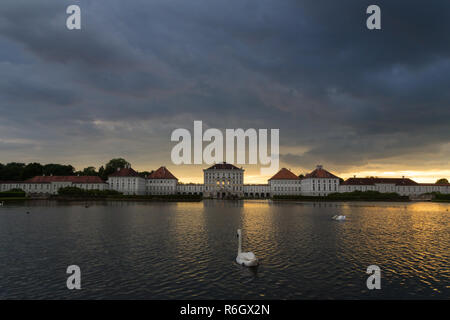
[0,200,448,299]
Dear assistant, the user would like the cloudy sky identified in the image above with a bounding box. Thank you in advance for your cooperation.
[0,0,449,183]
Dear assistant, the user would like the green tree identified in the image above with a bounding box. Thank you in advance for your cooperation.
[22,162,44,180]
[81,166,97,176]
[139,171,153,178]
[436,178,449,184]
[0,162,26,180]
[43,164,75,176]
[98,166,105,179]
[101,158,130,180]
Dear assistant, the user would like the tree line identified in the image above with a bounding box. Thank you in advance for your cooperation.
[0,158,151,181]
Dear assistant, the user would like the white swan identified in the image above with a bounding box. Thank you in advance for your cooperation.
[236,229,258,267]
[332,215,346,221]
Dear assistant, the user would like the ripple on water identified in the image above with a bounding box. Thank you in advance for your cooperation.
[0,200,448,299]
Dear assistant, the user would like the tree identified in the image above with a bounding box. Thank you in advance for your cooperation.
[81,166,97,176]
[436,178,449,184]
[43,164,75,176]
[101,158,130,180]
[22,162,44,180]
[98,166,105,179]
[139,171,153,178]
[0,162,26,180]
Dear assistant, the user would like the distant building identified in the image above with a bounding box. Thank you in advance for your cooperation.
[268,168,301,196]
[203,162,244,198]
[243,184,271,198]
[0,175,107,195]
[176,183,204,196]
[301,165,340,196]
[340,177,450,196]
[1,163,449,198]
[147,166,178,195]
[107,165,146,195]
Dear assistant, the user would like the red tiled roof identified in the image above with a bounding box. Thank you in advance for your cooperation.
[108,167,140,177]
[25,176,105,184]
[269,168,299,180]
[148,166,178,180]
[342,177,419,186]
[419,183,450,186]
[304,166,340,179]
[0,180,24,184]
[205,162,242,170]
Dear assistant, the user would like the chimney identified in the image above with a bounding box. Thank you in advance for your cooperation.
[353,175,356,178]
[317,165,323,170]
[117,167,120,172]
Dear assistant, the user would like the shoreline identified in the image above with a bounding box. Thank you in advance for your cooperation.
[2,197,449,204]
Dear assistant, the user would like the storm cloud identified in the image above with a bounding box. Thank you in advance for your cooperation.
[0,0,449,178]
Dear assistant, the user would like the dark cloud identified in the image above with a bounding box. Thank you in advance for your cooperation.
[0,0,449,174]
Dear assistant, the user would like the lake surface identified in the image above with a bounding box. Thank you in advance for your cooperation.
[0,200,448,299]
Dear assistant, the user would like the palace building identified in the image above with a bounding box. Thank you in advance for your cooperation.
[0,175,107,195]
[301,165,341,196]
[203,163,244,198]
[268,167,301,196]
[147,166,178,195]
[107,165,146,195]
[1,163,449,197]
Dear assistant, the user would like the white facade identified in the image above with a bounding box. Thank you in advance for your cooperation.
[339,180,450,196]
[147,178,177,195]
[301,178,340,196]
[146,166,178,195]
[203,163,244,198]
[0,179,108,195]
[176,183,204,195]
[300,165,340,196]
[107,167,146,195]
[243,184,270,198]
[108,176,146,195]
[270,179,301,196]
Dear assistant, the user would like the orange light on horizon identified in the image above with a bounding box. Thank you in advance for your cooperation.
[340,170,450,183]
[128,162,449,184]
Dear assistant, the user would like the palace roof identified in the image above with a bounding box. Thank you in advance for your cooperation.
[25,176,105,184]
[304,165,340,179]
[205,162,242,170]
[342,177,419,186]
[108,167,141,177]
[269,168,299,180]
[148,166,178,180]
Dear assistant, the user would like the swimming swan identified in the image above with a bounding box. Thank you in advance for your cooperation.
[332,215,346,221]
[236,229,258,267]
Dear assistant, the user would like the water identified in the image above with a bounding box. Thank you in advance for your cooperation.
[0,200,448,299]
